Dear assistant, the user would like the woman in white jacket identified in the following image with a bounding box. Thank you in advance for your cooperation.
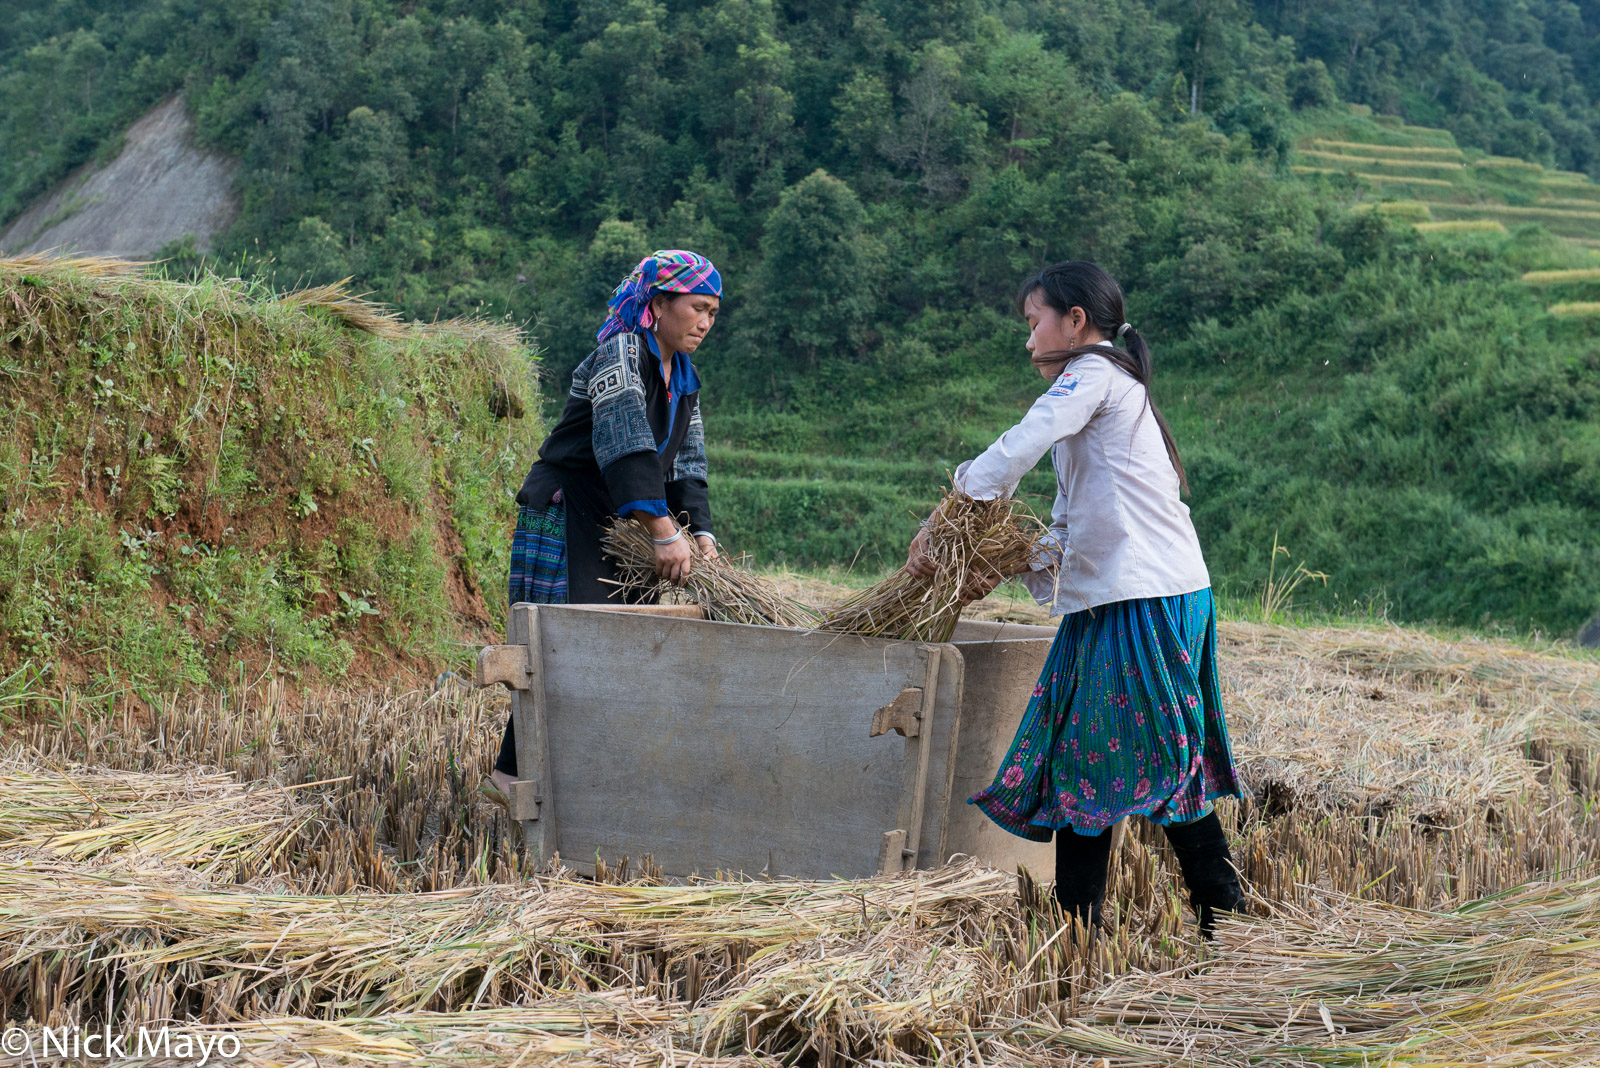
[908,260,1246,937]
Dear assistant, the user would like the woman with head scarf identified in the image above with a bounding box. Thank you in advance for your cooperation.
[488,250,723,798]
[907,260,1246,939]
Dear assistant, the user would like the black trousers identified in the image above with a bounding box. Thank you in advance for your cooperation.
[1054,811,1244,937]
[495,714,519,776]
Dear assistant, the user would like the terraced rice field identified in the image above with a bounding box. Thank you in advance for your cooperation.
[1294,109,1600,313]
[1294,121,1600,239]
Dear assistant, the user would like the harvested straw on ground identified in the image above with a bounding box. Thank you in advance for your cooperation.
[15,683,518,894]
[819,488,1042,642]
[0,250,150,279]
[20,621,1600,909]
[0,855,1013,1025]
[602,520,818,628]
[11,831,1600,1065]
[169,997,731,1068]
[0,758,313,879]
[1220,619,1600,830]
[417,315,529,354]
[1081,875,1600,1066]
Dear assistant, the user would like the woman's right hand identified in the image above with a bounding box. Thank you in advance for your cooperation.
[654,534,693,584]
[636,514,695,584]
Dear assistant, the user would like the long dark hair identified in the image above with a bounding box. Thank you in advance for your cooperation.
[1016,260,1188,495]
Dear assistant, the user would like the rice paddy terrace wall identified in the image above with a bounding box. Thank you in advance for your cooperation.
[0,255,541,695]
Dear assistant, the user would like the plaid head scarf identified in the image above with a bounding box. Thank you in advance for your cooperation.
[596,249,723,345]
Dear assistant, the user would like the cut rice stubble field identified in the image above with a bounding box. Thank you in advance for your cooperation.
[4,601,1600,1064]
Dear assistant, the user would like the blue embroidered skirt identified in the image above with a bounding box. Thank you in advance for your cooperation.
[508,501,569,606]
[969,588,1244,841]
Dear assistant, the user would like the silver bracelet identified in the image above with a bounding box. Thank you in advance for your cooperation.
[651,529,684,546]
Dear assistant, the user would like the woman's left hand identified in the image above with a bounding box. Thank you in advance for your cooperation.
[695,534,718,562]
[957,554,1032,605]
[906,527,935,577]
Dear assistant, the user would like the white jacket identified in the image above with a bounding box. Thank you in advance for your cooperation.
[954,345,1210,616]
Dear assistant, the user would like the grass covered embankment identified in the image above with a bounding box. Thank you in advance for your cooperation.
[0,255,541,697]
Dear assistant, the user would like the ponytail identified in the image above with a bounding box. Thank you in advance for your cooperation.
[1118,325,1189,495]
[1018,262,1189,495]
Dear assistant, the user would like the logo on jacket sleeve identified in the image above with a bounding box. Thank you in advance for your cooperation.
[1046,371,1078,398]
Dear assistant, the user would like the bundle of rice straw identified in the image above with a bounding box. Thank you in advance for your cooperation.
[819,488,1041,642]
[277,277,409,339]
[602,520,818,628]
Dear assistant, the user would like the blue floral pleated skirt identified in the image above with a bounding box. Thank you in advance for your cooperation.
[508,501,569,606]
[969,587,1244,840]
[497,501,570,776]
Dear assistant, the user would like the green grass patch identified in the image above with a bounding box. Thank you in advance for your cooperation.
[1359,174,1460,189]
[1449,203,1600,222]
[1356,201,1434,222]
[704,445,1058,569]
[1421,203,1600,240]
[1540,196,1600,210]
[1475,156,1546,170]
[1539,178,1600,195]
[1304,107,1461,149]
[1296,111,1600,251]
[1293,166,1458,189]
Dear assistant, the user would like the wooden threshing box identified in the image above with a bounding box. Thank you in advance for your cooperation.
[477,603,1057,879]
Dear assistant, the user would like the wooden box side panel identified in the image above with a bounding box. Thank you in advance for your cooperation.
[536,606,930,879]
[943,637,1056,878]
[949,619,1057,642]
[911,645,964,870]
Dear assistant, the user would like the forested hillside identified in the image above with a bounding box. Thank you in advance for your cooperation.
[3,0,1600,635]
[1255,1,1600,175]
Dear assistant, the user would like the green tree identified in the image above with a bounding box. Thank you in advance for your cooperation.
[336,106,409,235]
[1288,58,1337,110]
[880,44,987,198]
[1165,0,1252,115]
[754,170,881,381]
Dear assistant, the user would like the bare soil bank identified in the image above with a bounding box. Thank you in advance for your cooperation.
[0,96,237,258]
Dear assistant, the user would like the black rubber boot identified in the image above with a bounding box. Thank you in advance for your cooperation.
[1054,825,1115,932]
[1163,811,1245,939]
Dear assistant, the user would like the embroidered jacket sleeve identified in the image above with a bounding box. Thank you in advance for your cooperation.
[583,336,669,516]
[665,397,712,536]
[954,355,1112,499]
